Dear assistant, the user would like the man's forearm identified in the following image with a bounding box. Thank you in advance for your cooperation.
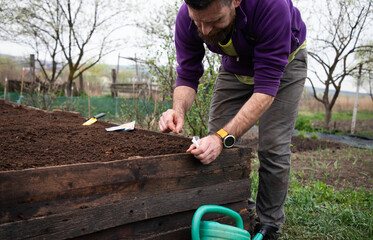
[173,86,196,116]
[224,93,274,138]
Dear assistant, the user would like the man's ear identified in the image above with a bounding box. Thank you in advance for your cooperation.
[232,0,242,8]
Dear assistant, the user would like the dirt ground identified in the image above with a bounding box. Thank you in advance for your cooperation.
[1,99,372,190]
[242,128,373,190]
[0,100,192,171]
[311,119,373,133]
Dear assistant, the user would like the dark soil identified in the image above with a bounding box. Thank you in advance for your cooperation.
[0,100,192,171]
[1,99,372,190]
[241,131,347,154]
[1,99,344,172]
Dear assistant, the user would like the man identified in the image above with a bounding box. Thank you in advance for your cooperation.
[159,0,307,239]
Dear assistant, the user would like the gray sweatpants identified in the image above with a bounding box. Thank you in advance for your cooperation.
[208,49,307,228]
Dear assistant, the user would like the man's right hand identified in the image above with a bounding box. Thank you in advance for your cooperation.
[159,109,184,134]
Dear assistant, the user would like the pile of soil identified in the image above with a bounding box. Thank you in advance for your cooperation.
[0,100,192,171]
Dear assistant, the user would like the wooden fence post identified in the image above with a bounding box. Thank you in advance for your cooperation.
[30,54,35,83]
[111,69,118,98]
[4,78,7,100]
[79,74,84,94]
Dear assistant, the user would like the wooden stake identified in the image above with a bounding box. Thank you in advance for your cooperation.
[4,77,7,100]
[19,68,25,105]
[87,82,91,118]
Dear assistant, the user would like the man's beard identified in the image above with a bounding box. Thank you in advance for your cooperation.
[197,16,235,45]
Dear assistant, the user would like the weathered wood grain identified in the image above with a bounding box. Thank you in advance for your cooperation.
[0,179,251,240]
[72,201,254,240]
[0,147,251,223]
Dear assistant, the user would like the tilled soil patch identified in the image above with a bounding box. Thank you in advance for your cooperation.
[0,100,192,171]
[242,130,372,190]
[241,131,348,153]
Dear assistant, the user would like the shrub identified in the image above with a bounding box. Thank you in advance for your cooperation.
[295,115,315,132]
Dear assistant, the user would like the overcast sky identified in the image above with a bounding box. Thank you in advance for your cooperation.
[0,0,370,94]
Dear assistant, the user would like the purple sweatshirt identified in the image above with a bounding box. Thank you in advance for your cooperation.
[175,0,306,96]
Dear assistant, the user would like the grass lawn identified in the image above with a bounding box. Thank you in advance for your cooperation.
[250,154,373,240]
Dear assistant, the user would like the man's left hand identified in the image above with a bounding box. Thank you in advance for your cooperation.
[186,134,223,165]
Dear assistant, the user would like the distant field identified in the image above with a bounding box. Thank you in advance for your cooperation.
[300,94,373,113]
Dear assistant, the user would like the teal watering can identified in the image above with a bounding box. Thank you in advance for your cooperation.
[191,205,265,240]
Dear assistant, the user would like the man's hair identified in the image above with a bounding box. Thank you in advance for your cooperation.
[185,0,233,10]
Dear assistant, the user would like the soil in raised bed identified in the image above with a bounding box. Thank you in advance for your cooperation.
[0,100,192,171]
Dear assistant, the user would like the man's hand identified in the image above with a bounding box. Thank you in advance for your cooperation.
[159,109,184,134]
[159,86,196,134]
[187,134,223,165]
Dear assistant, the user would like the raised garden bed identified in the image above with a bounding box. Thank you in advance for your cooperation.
[0,99,254,239]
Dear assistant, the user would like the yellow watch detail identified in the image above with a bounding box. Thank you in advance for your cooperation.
[217,129,228,138]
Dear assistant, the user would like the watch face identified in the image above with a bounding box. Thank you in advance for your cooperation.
[224,135,235,148]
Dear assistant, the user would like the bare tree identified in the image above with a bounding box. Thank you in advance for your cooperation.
[24,2,66,89]
[307,0,373,129]
[138,1,182,101]
[0,1,15,38]
[57,0,130,97]
[4,0,131,97]
[3,1,70,109]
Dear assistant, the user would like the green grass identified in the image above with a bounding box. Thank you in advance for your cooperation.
[296,110,373,136]
[296,131,307,138]
[250,159,373,240]
[298,110,373,121]
[355,131,373,138]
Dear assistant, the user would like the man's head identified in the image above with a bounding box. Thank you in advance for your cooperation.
[186,0,241,45]
[185,0,232,10]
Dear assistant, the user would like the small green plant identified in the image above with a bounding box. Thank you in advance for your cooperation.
[310,156,315,168]
[297,131,307,138]
[353,156,359,166]
[344,148,349,157]
[310,132,319,139]
[334,176,340,186]
[333,158,339,170]
[320,161,331,181]
[318,146,322,159]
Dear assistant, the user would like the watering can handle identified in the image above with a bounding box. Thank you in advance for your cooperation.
[191,205,244,240]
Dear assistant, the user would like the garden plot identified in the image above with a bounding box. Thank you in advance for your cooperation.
[0,99,254,239]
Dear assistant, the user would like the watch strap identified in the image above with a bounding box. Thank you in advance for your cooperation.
[217,129,229,139]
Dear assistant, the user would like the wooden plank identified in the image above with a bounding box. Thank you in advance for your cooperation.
[0,179,251,240]
[0,147,251,223]
[0,168,248,224]
[73,201,253,240]
[0,147,251,203]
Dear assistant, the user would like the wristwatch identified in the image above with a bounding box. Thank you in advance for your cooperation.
[217,129,236,148]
